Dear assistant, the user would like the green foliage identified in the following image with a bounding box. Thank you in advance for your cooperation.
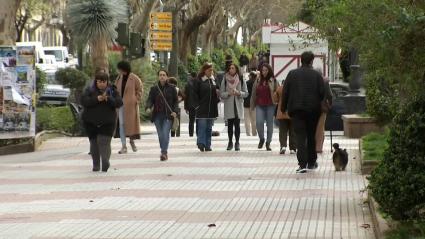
[385,221,425,239]
[36,106,75,133]
[55,67,90,103]
[177,62,189,87]
[369,94,425,220]
[362,131,389,161]
[187,53,212,75]
[108,51,122,81]
[35,67,46,94]
[304,0,425,122]
[211,48,225,72]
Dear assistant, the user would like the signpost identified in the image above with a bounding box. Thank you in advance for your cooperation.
[149,12,172,52]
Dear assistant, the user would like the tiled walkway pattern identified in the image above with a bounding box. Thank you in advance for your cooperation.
[0,123,375,239]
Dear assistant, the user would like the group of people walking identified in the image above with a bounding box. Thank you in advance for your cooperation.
[81,51,332,174]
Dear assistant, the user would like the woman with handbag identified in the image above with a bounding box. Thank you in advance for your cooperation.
[145,70,178,161]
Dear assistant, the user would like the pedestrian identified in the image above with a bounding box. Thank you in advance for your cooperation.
[81,72,123,172]
[249,53,259,71]
[282,51,325,173]
[192,62,220,152]
[145,70,178,161]
[167,77,183,137]
[250,63,279,151]
[314,68,333,153]
[184,72,198,137]
[220,63,248,151]
[239,53,249,74]
[275,83,296,154]
[115,61,143,154]
[244,71,257,136]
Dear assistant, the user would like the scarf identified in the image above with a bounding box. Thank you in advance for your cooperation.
[225,73,239,91]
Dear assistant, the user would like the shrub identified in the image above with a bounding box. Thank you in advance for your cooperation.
[55,68,90,103]
[369,93,425,220]
[35,67,46,94]
[36,106,75,133]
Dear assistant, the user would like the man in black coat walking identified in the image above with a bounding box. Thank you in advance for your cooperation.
[282,51,325,173]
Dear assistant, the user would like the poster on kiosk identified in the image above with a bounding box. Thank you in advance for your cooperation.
[0,45,36,139]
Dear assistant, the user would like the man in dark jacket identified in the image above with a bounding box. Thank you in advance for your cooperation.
[184,72,197,137]
[282,51,325,173]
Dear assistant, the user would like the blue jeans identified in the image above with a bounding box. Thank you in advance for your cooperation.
[154,117,172,154]
[196,119,214,149]
[118,106,126,146]
[256,105,275,143]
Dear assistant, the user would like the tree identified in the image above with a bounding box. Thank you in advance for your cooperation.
[15,0,50,42]
[66,0,128,73]
[0,0,21,45]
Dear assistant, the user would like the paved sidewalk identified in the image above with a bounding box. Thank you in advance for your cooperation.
[0,123,375,239]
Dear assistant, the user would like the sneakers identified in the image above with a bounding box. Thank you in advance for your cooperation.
[280,147,286,154]
[296,167,307,173]
[227,141,233,151]
[290,149,296,154]
[235,142,240,151]
[205,147,212,151]
[118,146,127,154]
[266,142,271,151]
[258,139,265,149]
[130,140,137,152]
[307,162,318,170]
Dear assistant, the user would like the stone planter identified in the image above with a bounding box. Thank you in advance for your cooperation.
[359,139,379,175]
[342,114,384,138]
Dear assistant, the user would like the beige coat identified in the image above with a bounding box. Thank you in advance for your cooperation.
[250,77,279,111]
[274,85,290,120]
[115,73,143,138]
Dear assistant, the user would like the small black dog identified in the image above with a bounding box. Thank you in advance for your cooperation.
[332,143,348,171]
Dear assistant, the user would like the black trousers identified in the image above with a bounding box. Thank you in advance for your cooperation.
[188,109,196,137]
[291,111,320,168]
[89,135,112,170]
[227,118,241,143]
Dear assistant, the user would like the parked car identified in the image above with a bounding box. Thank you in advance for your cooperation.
[38,70,70,106]
[43,46,74,69]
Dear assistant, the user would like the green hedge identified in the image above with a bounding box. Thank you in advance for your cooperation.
[36,106,75,133]
[369,94,425,220]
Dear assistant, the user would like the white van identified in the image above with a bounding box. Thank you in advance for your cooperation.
[43,46,71,69]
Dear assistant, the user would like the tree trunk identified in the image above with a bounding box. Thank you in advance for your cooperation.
[90,37,109,74]
[131,0,156,33]
[242,26,248,46]
[0,0,21,45]
[190,27,199,56]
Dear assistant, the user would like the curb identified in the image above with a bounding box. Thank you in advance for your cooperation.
[367,189,395,239]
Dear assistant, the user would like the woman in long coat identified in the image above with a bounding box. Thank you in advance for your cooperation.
[115,61,143,154]
[220,63,248,151]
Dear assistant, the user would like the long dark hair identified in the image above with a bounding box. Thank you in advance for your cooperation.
[198,62,213,78]
[259,63,274,82]
[226,63,241,77]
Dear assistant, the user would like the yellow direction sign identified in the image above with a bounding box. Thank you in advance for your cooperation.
[150,32,172,41]
[149,22,172,31]
[150,41,172,51]
[150,12,172,21]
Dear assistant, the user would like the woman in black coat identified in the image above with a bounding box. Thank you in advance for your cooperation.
[81,72,123,172]
[145,70,178,161]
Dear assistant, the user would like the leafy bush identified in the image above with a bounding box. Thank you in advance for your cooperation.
[211,48,225,71]
[385,221,425,239]
[35,67,46,94]
[369,94,425,220]
[362,131,389,161]
[36,106,75,133]
[55,67,90,103]
[107,51,122,81]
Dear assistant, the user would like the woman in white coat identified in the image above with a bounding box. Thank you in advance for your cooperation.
[220,63,248,151]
